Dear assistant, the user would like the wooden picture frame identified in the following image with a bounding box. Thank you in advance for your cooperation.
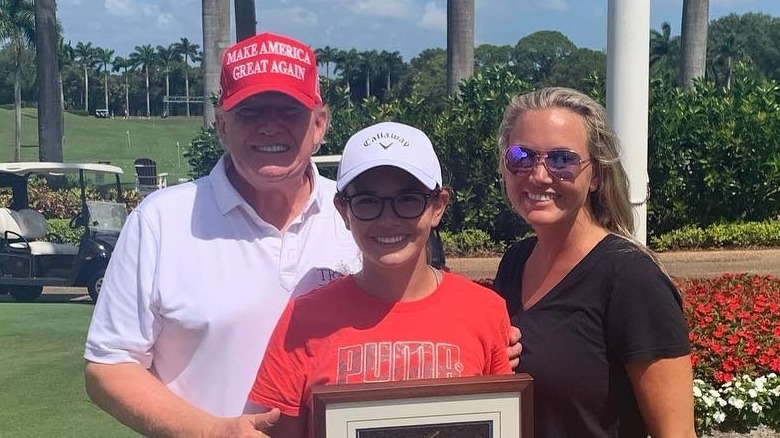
[312,373,533,438]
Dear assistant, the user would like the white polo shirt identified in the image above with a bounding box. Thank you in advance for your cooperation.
[84,156,361,416]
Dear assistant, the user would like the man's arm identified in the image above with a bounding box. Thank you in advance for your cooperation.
[85,361,279,438]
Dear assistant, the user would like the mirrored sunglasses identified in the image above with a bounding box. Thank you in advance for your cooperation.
[504,145,590,181]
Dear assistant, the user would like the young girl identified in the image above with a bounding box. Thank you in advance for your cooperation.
[246,121,511,438]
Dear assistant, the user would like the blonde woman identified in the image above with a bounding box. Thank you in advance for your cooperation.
[493,87,695,438]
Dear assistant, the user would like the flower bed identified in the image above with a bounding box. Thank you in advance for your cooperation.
[681,274,780,384]
[474,273,780,435]
[682,274,780,434]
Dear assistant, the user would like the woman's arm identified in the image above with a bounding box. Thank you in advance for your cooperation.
[626,355,697,438]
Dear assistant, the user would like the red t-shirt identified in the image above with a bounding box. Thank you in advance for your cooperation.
[248,272,511,436]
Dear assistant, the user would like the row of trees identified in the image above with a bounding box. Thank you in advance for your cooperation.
[9,11,780,117]
[0,0,739,171]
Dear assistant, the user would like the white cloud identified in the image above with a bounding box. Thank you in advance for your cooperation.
[535,0,570,12]
[711,0,759,8]
[352,0,415,19]
[105,0,137,18]
[419,2,446,32]
[260,7,319,27]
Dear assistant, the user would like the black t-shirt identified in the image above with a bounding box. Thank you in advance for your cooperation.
[494,234,690,438]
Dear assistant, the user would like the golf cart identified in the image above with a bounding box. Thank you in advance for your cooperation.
[0,162,127,302]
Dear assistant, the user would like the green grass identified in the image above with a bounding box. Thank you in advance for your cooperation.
[0,107,204,184]
[0,302,135,437]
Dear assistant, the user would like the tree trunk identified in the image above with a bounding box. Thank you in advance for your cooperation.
[202,0,231,127]
[185,69,191,117]
[35,0,64,162]
[84,66,89,112]
[145,67,151,117]
[679,0,710,88]
[14,67,22,162]
[104,69,109,113]
[234,0,256,42]
[446,0,475,95]
[124,74,129,118]
[165,72,170,116]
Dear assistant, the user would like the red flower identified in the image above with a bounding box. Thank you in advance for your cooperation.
[680,273,780,384]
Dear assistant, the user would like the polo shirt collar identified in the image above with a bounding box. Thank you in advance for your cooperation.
[210,155,326,216]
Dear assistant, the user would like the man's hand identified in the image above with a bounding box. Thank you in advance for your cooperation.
[507,325,522,370]
[206,409,281,437]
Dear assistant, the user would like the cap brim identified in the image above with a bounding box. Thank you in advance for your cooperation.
[337,160,439,192]
[221,84,317,111]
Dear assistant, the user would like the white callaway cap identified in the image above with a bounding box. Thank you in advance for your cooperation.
[336,121,443,191]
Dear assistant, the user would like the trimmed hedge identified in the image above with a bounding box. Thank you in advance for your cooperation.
[651,221,780,251]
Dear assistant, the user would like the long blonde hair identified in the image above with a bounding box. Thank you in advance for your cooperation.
[497,87,634,239]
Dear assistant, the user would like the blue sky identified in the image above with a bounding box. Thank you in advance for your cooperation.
[57,0,780,62]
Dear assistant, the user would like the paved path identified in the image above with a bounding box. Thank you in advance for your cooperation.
[447,248,780,281]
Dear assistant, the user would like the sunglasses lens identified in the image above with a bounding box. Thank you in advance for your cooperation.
[505,146,536,174]
[545,150,582,180]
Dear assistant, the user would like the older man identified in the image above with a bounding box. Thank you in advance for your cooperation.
[84,32,361,437]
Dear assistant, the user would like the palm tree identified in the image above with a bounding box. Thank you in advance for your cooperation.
[0,0,35,161]
[74,41,97,112]
[172,37,200,117]
[446,0,475,94]
[156,44,181,116]
[679,0,710,88]
[315,46,338,79]
[112,56,131,118]
[35,0,63,162]
[358,51,378,98]
[129,44,157,117]
[378,50,405,97]
[202,0,231,126]
[94,46,114,114]
[650,22,680,78]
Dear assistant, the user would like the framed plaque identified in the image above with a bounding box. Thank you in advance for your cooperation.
[312,373,533,438]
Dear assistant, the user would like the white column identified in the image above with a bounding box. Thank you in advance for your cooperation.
[606,0,651,245]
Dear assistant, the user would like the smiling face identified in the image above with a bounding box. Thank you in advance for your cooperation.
[215,91,328,189]
[502,108,598,231]
[335,166,448,271]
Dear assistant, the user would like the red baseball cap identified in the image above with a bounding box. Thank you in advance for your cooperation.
[219,32,322,111]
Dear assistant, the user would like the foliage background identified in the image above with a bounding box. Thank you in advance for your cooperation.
[186,65,780,244]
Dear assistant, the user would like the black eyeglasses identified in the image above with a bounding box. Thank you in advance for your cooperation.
[504,145,591,181]
[340,190,440,221]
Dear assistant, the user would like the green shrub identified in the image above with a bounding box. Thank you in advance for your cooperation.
[648,65,780,235]
[185,126,223,179]
[46,219,83,245]
[440,228,504,256]
[651,221,780,251]
[0,178,139,219]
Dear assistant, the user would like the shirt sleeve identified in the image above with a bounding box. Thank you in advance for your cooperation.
[248,300,309,417]
[606,252,691,364]
[488,305,513,375]
[84,208,161,368]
